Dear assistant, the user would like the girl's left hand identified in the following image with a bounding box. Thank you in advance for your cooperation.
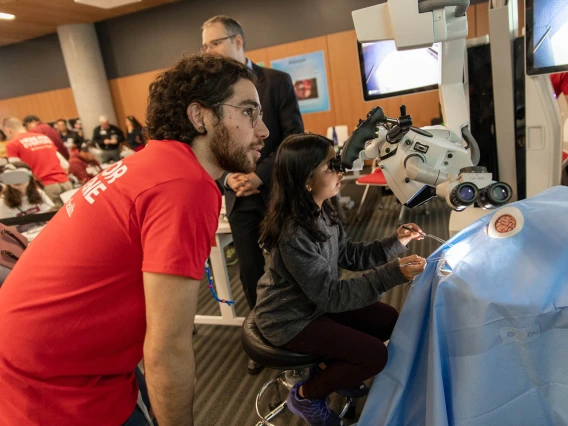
[397,223,424,246]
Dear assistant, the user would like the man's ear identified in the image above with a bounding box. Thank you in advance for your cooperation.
[187,103,206,134]
[235,34,244,52]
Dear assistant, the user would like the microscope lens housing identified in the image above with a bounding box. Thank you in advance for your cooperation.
[450,182,479,211]
[477,182,513,209]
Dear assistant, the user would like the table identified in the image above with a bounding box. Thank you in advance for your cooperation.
[194,218,245,327]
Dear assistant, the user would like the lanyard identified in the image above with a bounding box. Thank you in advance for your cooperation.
[204,261,235,306]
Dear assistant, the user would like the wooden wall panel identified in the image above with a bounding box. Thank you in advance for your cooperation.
[476,2,490,37]
[108,68,165,131]
[247,48,269,67]
[518,0,525,36]
[467,6,478,39]
[264,36,334,136]
[0,88,78,123]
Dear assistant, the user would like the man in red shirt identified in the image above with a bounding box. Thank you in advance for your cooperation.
[2,117,72,208]
[0,53,268,426]
[551,72,568,99]
[69,142,103,184]
[23,114,70,160]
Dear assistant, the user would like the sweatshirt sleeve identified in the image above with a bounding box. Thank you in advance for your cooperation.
[337,223,408,271]
[279,229,409,313]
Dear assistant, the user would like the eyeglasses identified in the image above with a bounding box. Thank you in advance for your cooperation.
[202,35,237,52]
[328,153,346,174]
[216,103,263,128]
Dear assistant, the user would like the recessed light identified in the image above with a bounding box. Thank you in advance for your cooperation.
[74,0,142,9]
[0,12,15,20]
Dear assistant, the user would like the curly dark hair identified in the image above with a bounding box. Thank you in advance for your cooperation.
[259,133,340,251]
[145,53,256,146]
[2,162,44,209]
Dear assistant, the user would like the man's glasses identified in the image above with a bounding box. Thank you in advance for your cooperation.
[328,153,346,174]
[202,35,237,52]
[216,103,263,128]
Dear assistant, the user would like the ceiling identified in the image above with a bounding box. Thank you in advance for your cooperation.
[0,0,179,46]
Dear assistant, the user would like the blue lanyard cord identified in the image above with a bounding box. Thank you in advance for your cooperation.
[204,262,235,306]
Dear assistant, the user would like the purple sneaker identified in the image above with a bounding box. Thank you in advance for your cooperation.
[309,364,369,399]
[286,383,344,426]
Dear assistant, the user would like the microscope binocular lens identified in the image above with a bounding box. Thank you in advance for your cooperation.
[478,182,513,209]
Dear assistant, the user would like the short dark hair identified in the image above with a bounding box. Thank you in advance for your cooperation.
[202,15,246,50]
[22,115,40,125]
[145,53,256,146]
[55,118,66,124]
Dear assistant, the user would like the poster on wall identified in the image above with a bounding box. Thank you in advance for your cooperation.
[271,51,331,114]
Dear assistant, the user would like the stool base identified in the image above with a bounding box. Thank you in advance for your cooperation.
[255,370,353,426]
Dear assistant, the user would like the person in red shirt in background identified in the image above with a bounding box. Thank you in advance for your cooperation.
[2,117,72,208]
[0,53,268,426]
[69,142,103,184]
[23,114,70,160]
[551,72,568,98]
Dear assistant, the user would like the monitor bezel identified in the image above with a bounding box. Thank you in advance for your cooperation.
[525,0,568,76]
[357,40,439,101]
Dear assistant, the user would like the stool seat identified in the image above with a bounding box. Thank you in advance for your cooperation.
[356,168,388,186]
[242,310,322,370]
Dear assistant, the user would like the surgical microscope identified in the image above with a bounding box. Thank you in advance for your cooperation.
[340,0,513,212]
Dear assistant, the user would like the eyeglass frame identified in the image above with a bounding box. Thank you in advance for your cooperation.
[202,35,238,52]
[215,103,264,128]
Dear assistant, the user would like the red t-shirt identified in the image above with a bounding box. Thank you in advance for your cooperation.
[6,132,69,186]
[551,72,568,98]
[33,122,70,160]
[0,140,221,425]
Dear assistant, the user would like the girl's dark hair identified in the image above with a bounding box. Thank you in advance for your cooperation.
[145,53,256,146]
[260,133,339,250]
[126,116,142,130]
[2,163,43,209]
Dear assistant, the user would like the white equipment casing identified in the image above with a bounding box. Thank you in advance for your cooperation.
[525,74,563,198]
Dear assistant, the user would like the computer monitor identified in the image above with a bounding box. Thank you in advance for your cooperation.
[357,40,440,101]
[526,0,568,76]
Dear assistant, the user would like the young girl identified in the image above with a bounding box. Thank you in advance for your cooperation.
[0,163,54,232]
[255,133,426,426]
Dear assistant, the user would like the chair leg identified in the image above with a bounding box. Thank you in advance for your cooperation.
[398,204,406,222]
[357,185,371,217]
[377,187,383,210]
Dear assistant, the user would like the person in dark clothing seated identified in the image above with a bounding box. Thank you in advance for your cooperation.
[55,119,83,149]
[68,143,102,184]
[22,115,69,160]
[254,133,427,426]
[125,116,145,152]
[92,115,125,163]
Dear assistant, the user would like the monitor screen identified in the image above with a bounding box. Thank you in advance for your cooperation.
[526,0,568,76]
[357,40,440,101]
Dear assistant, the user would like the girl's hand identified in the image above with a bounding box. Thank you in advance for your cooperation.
[397,223,424,246]
[398,255,426,281]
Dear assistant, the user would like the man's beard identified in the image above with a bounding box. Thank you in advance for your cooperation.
[210,122,261,174]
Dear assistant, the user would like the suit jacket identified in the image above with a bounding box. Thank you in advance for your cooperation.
[219,61,304,217]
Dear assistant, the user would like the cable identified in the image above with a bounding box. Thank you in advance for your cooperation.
[204,261,235,306]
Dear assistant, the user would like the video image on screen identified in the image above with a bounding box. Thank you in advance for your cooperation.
[358,40,439,100]
[527,0,568,75]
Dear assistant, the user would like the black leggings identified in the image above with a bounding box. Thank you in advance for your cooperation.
[283,302,398,400]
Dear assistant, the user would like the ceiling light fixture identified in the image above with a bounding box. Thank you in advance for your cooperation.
[0,12,15,20]
[74,0,142,9]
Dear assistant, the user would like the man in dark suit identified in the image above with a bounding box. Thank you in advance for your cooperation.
[202,16,304,374]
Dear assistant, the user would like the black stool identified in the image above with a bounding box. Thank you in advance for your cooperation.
[242,310,353,426]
